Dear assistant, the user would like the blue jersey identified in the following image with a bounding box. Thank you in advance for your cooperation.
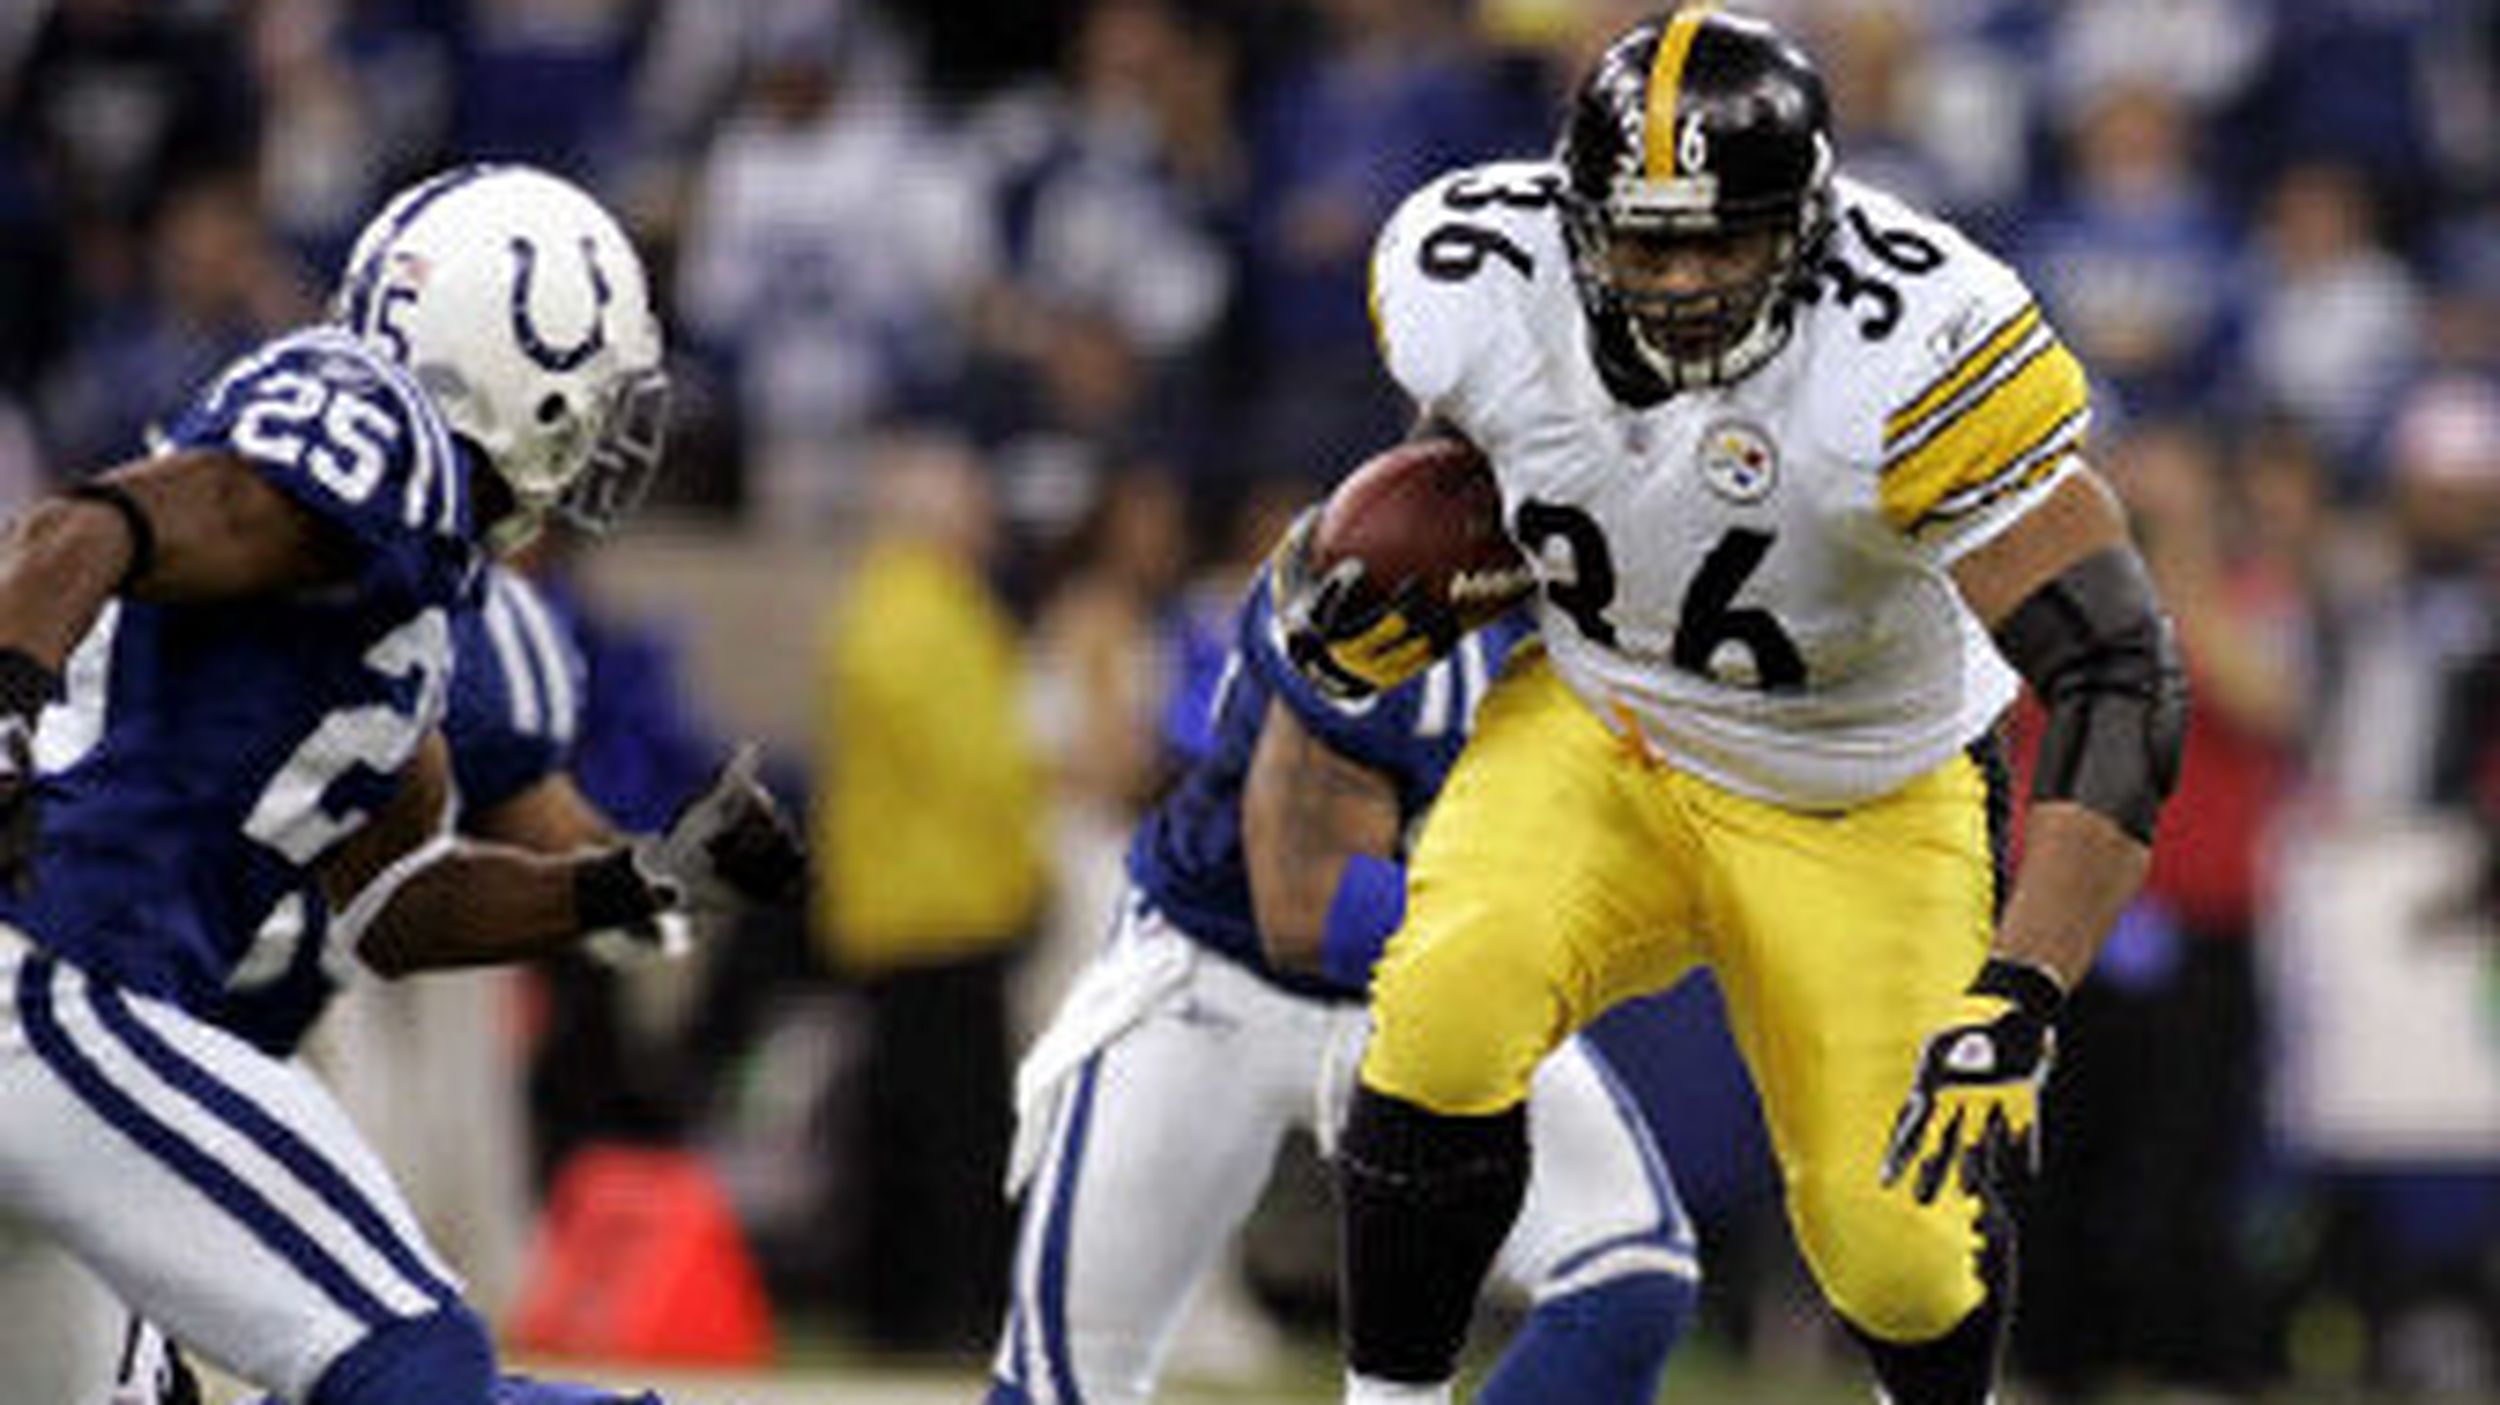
[0,328,479,1013]
[450,567,587,813]
[1126,572,1528,1000]
[211,565,590,1054]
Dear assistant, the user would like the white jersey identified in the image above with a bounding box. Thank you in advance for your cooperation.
[1369,162,2091,809]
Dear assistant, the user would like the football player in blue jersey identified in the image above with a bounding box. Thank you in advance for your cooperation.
[208,562,696,1061]
[985,541,1697,1405]
[99,563,680,1404]
[0,166,802,1405]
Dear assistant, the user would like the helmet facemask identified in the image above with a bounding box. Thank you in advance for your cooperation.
[555,363,669,535]
[1564,172,1830,392]
[475,362,671,556]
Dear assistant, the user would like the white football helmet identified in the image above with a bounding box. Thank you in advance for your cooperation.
[334,164,667,551]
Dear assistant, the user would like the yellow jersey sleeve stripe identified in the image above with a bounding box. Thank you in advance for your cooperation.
[1889,328,2058,464]
[1883,301,2042,446]
[1880,334,2089,531]
[1903,409,2087,537]
[1643,6,1717,179]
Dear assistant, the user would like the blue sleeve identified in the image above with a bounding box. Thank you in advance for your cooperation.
[447,567,587,814]
[164,329,476,612]
[1159,593,1238,764]
[558,596,721,832]
[1235,571,1424,777]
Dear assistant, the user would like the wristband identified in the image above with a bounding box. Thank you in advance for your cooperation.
[1969,956,2065,1023]
[1320,853,1407,990]
[65,481,158,592]
[575,846,665,932]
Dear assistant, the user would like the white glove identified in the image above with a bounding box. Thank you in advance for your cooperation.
[630,743,805,916]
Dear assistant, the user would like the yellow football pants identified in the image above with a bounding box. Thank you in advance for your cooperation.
[1362,651,2001,1342]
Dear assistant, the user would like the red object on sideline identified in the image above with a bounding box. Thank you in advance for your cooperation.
[508,1144,775,1366]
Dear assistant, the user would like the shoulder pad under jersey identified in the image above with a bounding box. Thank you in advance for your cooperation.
[166,326,477,604]
[1369,162,1579,429]
[1804,179,2092,545]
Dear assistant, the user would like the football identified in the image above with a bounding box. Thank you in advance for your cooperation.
[1310,435,1534,635]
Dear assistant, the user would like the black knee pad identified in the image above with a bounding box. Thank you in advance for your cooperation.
[1339,1085,1529,1384]
[1846,1190,2015,1405]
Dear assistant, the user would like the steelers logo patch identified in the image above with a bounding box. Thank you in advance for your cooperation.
[1697,420,1778,503]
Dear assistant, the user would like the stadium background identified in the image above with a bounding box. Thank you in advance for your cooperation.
[4,0,2500,1400]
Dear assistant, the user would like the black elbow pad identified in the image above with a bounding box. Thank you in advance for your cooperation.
[1994,549,2189,843]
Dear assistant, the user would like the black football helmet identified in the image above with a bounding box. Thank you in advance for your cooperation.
[1558,7,1834,398]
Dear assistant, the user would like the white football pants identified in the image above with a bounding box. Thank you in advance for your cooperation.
[0,928,467,1401]
[990,892,1696,1405]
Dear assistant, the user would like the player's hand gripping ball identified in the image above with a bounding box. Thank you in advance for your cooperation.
[1276,436,1532,701]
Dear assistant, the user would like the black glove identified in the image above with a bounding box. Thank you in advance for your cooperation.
[1271,508,1444,703]
[0,649,55,898]
[1880,957,2063,1205]
[631,743,806,914]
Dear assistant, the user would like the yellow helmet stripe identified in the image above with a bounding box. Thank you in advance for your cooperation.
[1643,5,1719,179]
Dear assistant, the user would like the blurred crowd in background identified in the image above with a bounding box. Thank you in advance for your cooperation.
[5,0,2500,1399]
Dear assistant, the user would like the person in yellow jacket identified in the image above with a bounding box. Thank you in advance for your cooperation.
[815,435,1048,1352]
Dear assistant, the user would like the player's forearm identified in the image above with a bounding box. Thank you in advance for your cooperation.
[0,497,133,669]
[1244,790,1349,969]
[1252,848,1353,970]
[355,841,645,975]
[469,775,619,853]
[1989,802,2149,990]
[1253,839,1409,991]
[1243,702,1402,974]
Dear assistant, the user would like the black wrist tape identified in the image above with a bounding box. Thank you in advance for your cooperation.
[0,648,57,717]
[64,481,159,592]
[1971,956,2066,1025]
[575,847,663,931]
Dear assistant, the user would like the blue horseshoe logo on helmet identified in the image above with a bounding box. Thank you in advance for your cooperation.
[507,235,611,371]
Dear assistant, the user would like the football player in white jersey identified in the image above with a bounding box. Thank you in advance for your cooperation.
[1279,10,2187,1405]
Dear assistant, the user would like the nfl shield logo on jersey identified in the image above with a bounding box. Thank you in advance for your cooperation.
[1697,420,1778,503]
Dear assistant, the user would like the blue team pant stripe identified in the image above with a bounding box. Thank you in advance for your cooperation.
[1038,1054,1107,1405]
[16,957,396,1324]
[85,979,460,1306]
